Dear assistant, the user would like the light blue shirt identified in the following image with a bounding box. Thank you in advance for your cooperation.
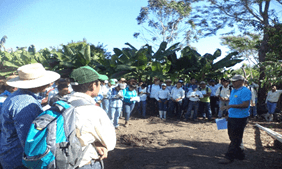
[228,86,251,118]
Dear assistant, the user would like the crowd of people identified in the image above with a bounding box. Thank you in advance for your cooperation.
[0,63,282,168]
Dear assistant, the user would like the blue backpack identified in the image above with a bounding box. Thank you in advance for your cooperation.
[22,99,91,169]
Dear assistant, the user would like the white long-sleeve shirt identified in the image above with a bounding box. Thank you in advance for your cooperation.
[266,90,282,103]
[64,92,116,167]
[187,90,203,101]
[170,87,185,101]
[101,84,111,99]
[138,87,147,101]
[148,84,161,98]
[156,89,170,101]
[209,85,219,97]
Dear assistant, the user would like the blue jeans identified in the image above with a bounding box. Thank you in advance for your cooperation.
[124,102,135,121]
[267,101,277,114]
[158,99,167,111]
[102,99,109,114]
[185,101,199,120]
[218,100,229,118]
[78,159,103,169]
[249,106,257,117]
[138,101,146,117]
[109,107,122,127]
[199,102,212,120]
[168,100,182,119]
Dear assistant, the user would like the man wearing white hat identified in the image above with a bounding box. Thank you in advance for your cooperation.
[0,63,60,168]
[219,75,251,164]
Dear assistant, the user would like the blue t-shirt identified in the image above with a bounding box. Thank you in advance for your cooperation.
[228,86,251,118]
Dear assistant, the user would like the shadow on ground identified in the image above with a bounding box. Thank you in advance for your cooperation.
[104,138,282,169]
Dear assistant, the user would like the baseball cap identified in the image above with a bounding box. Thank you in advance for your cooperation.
[70,66,108,84]
[200,81,206,84]
[230,75,245,82]
[162,83,167,86]
[110,79,116,85]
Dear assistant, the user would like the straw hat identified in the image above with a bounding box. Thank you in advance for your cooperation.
[7,63,60,89]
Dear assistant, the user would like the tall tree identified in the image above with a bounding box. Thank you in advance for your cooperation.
[191,0,281,103]
[220,33,261,65]
[134,0,195,48]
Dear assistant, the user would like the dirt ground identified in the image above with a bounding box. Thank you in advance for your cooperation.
[104,114,282,169]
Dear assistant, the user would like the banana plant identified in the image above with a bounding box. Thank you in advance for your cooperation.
[111,43,149,81]
[0,47,38,77]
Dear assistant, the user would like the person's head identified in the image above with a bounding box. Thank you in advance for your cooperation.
[154,78,160,85]
[161,83,167,90]
[271,85,277,91]
[209,80,215,86]
[109,79,115,87]
[119,78,127,84]
[230,75,245,89]
[191,78,196,84]
[141,83,146,89]
[6,63,60,93]
[176,82,182,88]
[222,80,229,87]
[4,75,18,93]
[165,79,172,86]
[128,84,135,91]
[220,78,226,85]
[70,66,108,97]
[200,81,206,88]
[139,81,143,86]
[178,79,184,85]
[58,83,69,96]
[115,84,121,91]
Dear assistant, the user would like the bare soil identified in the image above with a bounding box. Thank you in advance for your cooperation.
[104,116,282,169]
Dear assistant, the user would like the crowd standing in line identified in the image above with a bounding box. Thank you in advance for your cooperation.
[0,62,280,168]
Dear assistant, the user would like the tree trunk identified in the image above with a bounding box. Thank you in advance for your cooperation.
[258,28,269,105]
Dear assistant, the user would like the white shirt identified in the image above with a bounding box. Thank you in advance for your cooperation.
[266,90,282,103]
[156,89,170,101]
[166,86,173,92]
[138,87,147,101]
[215,86,231,99]
[149,84,161,98]
[170,87,185,101]
[64,92,116,167]
[187,90,203,101]
[209,85,218,96]
[101,84,111,99]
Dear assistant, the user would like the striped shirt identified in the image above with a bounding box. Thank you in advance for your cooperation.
[0,89,43,168]
[109,88,124,108]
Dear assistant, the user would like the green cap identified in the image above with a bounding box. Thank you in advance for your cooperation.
[70,66,108,84]
[110,79,116,85]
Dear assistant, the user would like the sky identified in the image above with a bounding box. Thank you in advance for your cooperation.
[2,0,279,70]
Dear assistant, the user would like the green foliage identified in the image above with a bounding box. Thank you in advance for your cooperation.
[220,33,260,64]
[134,0,195,47]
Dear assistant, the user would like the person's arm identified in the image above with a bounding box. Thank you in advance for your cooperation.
[155,91,160,101]
[251,82,259,88]
[181,89,185,99]
[227,101,250,109]
[203,88,211,97]
[215,88,220,97]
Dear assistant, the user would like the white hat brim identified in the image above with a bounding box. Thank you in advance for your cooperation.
[7,71,60,89]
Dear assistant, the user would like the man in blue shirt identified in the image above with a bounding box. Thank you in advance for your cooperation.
[0,63,60,169]
[219,75,251,164]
